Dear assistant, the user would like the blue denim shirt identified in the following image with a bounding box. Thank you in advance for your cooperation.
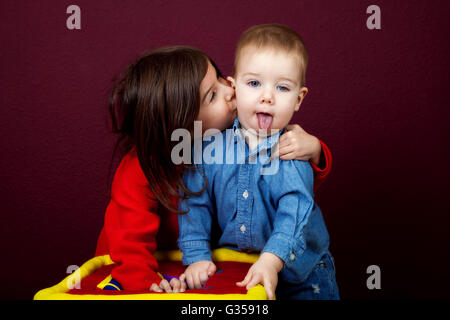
[178,119,330,283]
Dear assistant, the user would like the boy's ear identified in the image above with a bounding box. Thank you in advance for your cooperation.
[226,76,236,89]
[295,87,308,111]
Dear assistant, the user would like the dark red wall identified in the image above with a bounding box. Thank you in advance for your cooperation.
[1,0,449,299]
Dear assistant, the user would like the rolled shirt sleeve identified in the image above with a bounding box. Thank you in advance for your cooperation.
[262,159,327,283]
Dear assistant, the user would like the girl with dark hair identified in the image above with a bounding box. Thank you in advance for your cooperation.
[95,46,333,293]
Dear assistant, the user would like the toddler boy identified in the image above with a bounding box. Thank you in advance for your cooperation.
[178,24,339,300]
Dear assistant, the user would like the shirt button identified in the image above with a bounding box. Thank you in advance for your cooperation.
[242,190,249,199]
[240,225,246,233]
[290,253,295,261]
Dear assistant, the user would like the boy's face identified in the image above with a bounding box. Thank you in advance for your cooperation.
[229,47,308,135]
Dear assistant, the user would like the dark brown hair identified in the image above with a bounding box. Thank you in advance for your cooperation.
[108,46,219,214]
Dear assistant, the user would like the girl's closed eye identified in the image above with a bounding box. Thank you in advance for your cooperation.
[210,91,216,102]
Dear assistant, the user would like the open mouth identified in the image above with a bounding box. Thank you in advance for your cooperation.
[256,112,273,130]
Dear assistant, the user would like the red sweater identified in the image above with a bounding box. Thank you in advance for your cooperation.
[95,140,333,291]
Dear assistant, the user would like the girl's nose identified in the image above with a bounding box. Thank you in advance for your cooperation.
[219,77,234,100]
[226,90,236,112]
[218,78,236,112]
[224,84,235,101]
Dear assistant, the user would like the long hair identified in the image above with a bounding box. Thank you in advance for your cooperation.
[108,46,216,214]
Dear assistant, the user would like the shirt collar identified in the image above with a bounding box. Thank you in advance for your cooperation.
[232,118,284,157]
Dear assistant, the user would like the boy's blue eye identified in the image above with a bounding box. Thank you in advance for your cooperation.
[278,86,289,92]
[248,80,260,87]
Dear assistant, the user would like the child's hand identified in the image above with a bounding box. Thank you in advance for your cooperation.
[275,124,322,165]
[179,260,217,289]
[236,252,284,300]
[149,277,187,293]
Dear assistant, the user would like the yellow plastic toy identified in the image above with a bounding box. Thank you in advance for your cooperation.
[34,248,267,300]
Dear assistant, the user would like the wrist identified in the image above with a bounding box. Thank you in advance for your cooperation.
[260,252,284,273]
[310,136,321,166]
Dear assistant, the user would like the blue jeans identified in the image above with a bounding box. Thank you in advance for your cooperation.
[276,252,340,300]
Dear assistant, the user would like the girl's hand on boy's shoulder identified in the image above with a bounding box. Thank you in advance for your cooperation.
[275,124,322,165]
[179,260,217,290]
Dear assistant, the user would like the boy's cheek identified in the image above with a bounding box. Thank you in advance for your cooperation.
[237,88,257,103]
[235,97,254,113]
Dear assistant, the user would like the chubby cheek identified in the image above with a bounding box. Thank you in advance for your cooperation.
[236,109,257,131]
[274,108,295,128]
[236,89,257,114]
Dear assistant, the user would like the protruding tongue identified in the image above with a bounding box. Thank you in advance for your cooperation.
[257,113,273,130]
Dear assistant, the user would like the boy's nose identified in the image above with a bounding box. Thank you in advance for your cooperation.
[260,90,274,104]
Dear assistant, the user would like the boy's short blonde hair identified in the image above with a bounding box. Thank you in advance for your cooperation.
[233,24,309,86]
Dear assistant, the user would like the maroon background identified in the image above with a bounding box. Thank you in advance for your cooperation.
[1,0,449,300]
